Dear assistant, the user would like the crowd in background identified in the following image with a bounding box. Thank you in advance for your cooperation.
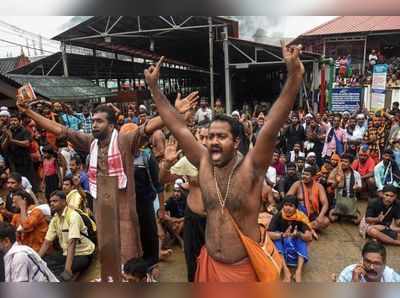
[1,89,400,282]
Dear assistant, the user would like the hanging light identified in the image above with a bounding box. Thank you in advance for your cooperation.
[104,36,111,43]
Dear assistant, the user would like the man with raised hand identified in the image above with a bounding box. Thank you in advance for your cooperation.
[16,99,165,267]
[145,41,304,282]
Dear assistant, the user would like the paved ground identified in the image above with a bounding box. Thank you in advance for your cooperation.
[81,201,400,282]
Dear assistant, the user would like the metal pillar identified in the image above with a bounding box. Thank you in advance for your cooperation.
[61,42,69,77]
[208,17,215,109]
[322,39,326,56]
[362,37,368,74]
[223,25,232,114]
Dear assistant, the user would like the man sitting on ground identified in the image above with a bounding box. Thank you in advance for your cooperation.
[365,184,400,246]
[337,240,400,282]
[62,176,84,211]
[287,166,330,233]
[328,154,362,224]
[267,196,313,282]
[39,191,95,281]
[278,162,299,199]
[0,221,58,282]
[162,183,186,248]
[352,146,376,198]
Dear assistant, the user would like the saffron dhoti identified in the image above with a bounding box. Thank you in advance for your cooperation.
[195,246,258,282]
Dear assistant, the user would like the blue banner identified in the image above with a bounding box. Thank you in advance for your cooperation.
[331,87,362,112]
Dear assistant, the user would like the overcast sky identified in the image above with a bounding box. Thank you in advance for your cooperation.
[0,16,336,57]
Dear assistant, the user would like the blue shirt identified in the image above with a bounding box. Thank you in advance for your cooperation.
[61,113,82,131]
[79,171,89,192]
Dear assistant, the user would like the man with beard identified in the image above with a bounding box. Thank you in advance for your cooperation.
[0,172,37,222]
[289,142,305,163]
[374,149,400,193]
[338,241,400,282]
[80,106,93,134]
[322,113,347,158]
[146,41,304,282]
[346,117,359,156]
[328,154,362,224]
[285,113,305,152]
[365,184,400,246]
[16,97,166,267]
[295,156,305,174]
[364,116,387,164]
[352,146,376,197]
[287,167,330,233]
[278,162,299,199]
[1,114,37,192]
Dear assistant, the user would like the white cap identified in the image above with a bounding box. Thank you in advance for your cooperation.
[307,152,316,158]
[0,110,10,117]
[356,113,365,119]
[305,113,313,119]
[231,111,240,117]
[0,106,8,111]
[139,104,147,111]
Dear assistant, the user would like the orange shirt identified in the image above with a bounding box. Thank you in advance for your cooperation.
[11,206,48,252]
[352,157,376,177]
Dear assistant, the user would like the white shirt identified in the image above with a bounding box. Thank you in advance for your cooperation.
[266,166,277,186]
[21,176,32,190]
[289,151,305,163]
[194,108,212,123]
[337,264,400,282]
[4,243,59,282]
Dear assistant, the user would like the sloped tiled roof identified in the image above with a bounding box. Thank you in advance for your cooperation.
[301,16,400,36]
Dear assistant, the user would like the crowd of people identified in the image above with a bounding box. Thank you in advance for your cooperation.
[333,50,400,88]
[0,42,400,283]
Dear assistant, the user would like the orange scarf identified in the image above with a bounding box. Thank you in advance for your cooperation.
[281,209,312,230]
[302,181,320,217]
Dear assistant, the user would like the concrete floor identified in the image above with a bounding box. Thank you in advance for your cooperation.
[81,201,400,282]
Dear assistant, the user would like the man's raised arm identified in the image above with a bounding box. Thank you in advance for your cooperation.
[16,97,64,136]
[249,42,304,173]
[144,57,207,168]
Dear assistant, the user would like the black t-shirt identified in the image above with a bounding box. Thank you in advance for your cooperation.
[267,212,310,234]
[278,175,299,194]
[166,196,186,218]
[286,125,306,150]
[366,199,400,226]
[8,126,32,165]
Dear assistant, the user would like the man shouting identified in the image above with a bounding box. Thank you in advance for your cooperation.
[145,42,304,282]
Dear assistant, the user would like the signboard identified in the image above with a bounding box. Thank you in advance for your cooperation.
[370,64,388,111]
[331,87,362,112]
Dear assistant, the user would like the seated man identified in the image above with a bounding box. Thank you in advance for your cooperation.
[287,166,330,233]
[161,183,186,248]
[337,240,400,282]
[365,184,400,246]
[122,257,156,283]
[62,176,84,211]
[0,221,58,282]
[328,154,362,224]
[352,146,376,198]
[374,149,400,194]
[278,162,299,199]
[39,191,95,281]
[267,196,313,282]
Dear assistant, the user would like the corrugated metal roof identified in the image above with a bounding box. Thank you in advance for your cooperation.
[6,74,114,101]
[302,16,400,36]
